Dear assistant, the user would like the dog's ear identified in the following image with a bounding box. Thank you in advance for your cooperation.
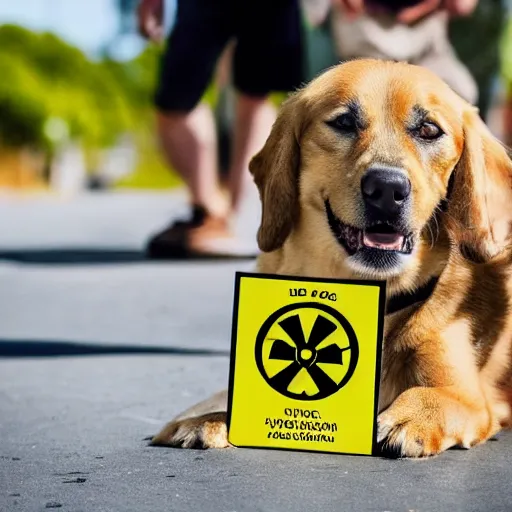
[249,93,305,252]
[446,108,512,262]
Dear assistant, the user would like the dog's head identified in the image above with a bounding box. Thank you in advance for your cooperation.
[250,59,512,279]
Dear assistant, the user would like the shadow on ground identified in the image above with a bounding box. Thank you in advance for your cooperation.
[0,249,146,265]
[0,339,229,358]
[0,248,257,265]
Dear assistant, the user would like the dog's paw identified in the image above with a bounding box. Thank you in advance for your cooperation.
[377,387,491,458]
[377,410,445,458]
[150,412,230,449]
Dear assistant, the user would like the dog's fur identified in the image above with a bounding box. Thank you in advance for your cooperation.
[151,59,512,457]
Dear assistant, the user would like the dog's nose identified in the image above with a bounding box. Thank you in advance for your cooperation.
[361,168,411,215]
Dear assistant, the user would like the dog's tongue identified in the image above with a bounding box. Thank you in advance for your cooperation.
[363,231,404,251]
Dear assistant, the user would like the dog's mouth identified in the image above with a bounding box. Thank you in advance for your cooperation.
[325,200,414,257]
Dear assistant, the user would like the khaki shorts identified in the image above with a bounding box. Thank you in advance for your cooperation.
[330,8,478,105]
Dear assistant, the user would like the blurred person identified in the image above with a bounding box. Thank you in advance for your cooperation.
[137,0,304,259]
[309,0,480,105]
[506,92,512,147]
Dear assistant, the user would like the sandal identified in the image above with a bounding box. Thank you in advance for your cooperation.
[146,205,258,260]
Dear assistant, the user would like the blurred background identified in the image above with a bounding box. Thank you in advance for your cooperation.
[0,0,178,193]
[0,0,509,196]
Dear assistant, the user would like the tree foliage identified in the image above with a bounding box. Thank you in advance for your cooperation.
[0,24,154,150]
[0,23,222,156]
[449,0,506,114]
[501,15,512,89]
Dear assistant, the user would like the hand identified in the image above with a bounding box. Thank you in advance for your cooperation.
[395,0,442,23]
[444,0,478,16]
[137,0,164,43]
[332,0,366,20]
[396,0,477,23]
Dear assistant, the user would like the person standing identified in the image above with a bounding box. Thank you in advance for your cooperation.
[320,0,480,105]
[137,0,304,259]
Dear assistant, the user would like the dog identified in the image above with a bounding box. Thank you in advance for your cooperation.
[151,59,512,457]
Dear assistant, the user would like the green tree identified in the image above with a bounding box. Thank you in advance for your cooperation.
[449,0,507,117]
[0,25,133,150]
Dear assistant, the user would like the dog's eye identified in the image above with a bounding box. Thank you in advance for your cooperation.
[327,113,358,133]
[415,122,443,140]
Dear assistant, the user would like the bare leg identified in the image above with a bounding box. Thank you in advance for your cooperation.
[156,104,227,217]
[149,73,275,258]
[228,94,277,214]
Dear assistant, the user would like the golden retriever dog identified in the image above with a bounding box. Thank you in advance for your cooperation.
[151,59,512,457]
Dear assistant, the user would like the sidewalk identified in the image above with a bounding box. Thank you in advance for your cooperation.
[0,191,510,512]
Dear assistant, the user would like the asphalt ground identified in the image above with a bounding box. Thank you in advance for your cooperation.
[0,190,510,512]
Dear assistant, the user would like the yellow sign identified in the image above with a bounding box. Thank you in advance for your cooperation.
[227,272,385,456]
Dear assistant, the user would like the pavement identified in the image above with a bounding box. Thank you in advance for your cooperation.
[0,189,511,512]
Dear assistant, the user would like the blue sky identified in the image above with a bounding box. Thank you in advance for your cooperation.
[0,0,146,59]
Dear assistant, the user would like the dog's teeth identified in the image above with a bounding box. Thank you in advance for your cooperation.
[402,236,412,253]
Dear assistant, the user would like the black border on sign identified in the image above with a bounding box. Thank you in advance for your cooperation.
[226,271,386,457]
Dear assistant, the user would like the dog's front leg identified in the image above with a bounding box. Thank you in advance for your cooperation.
[377,321,502,457]
[377,385,501,457]
[151,390,230,449]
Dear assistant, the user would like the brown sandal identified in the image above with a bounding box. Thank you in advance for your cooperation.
[146,206,258,260]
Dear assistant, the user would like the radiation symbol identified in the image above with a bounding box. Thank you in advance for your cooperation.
[255,302,359,401]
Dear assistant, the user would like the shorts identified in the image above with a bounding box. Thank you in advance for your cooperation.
[155,0,305,113]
